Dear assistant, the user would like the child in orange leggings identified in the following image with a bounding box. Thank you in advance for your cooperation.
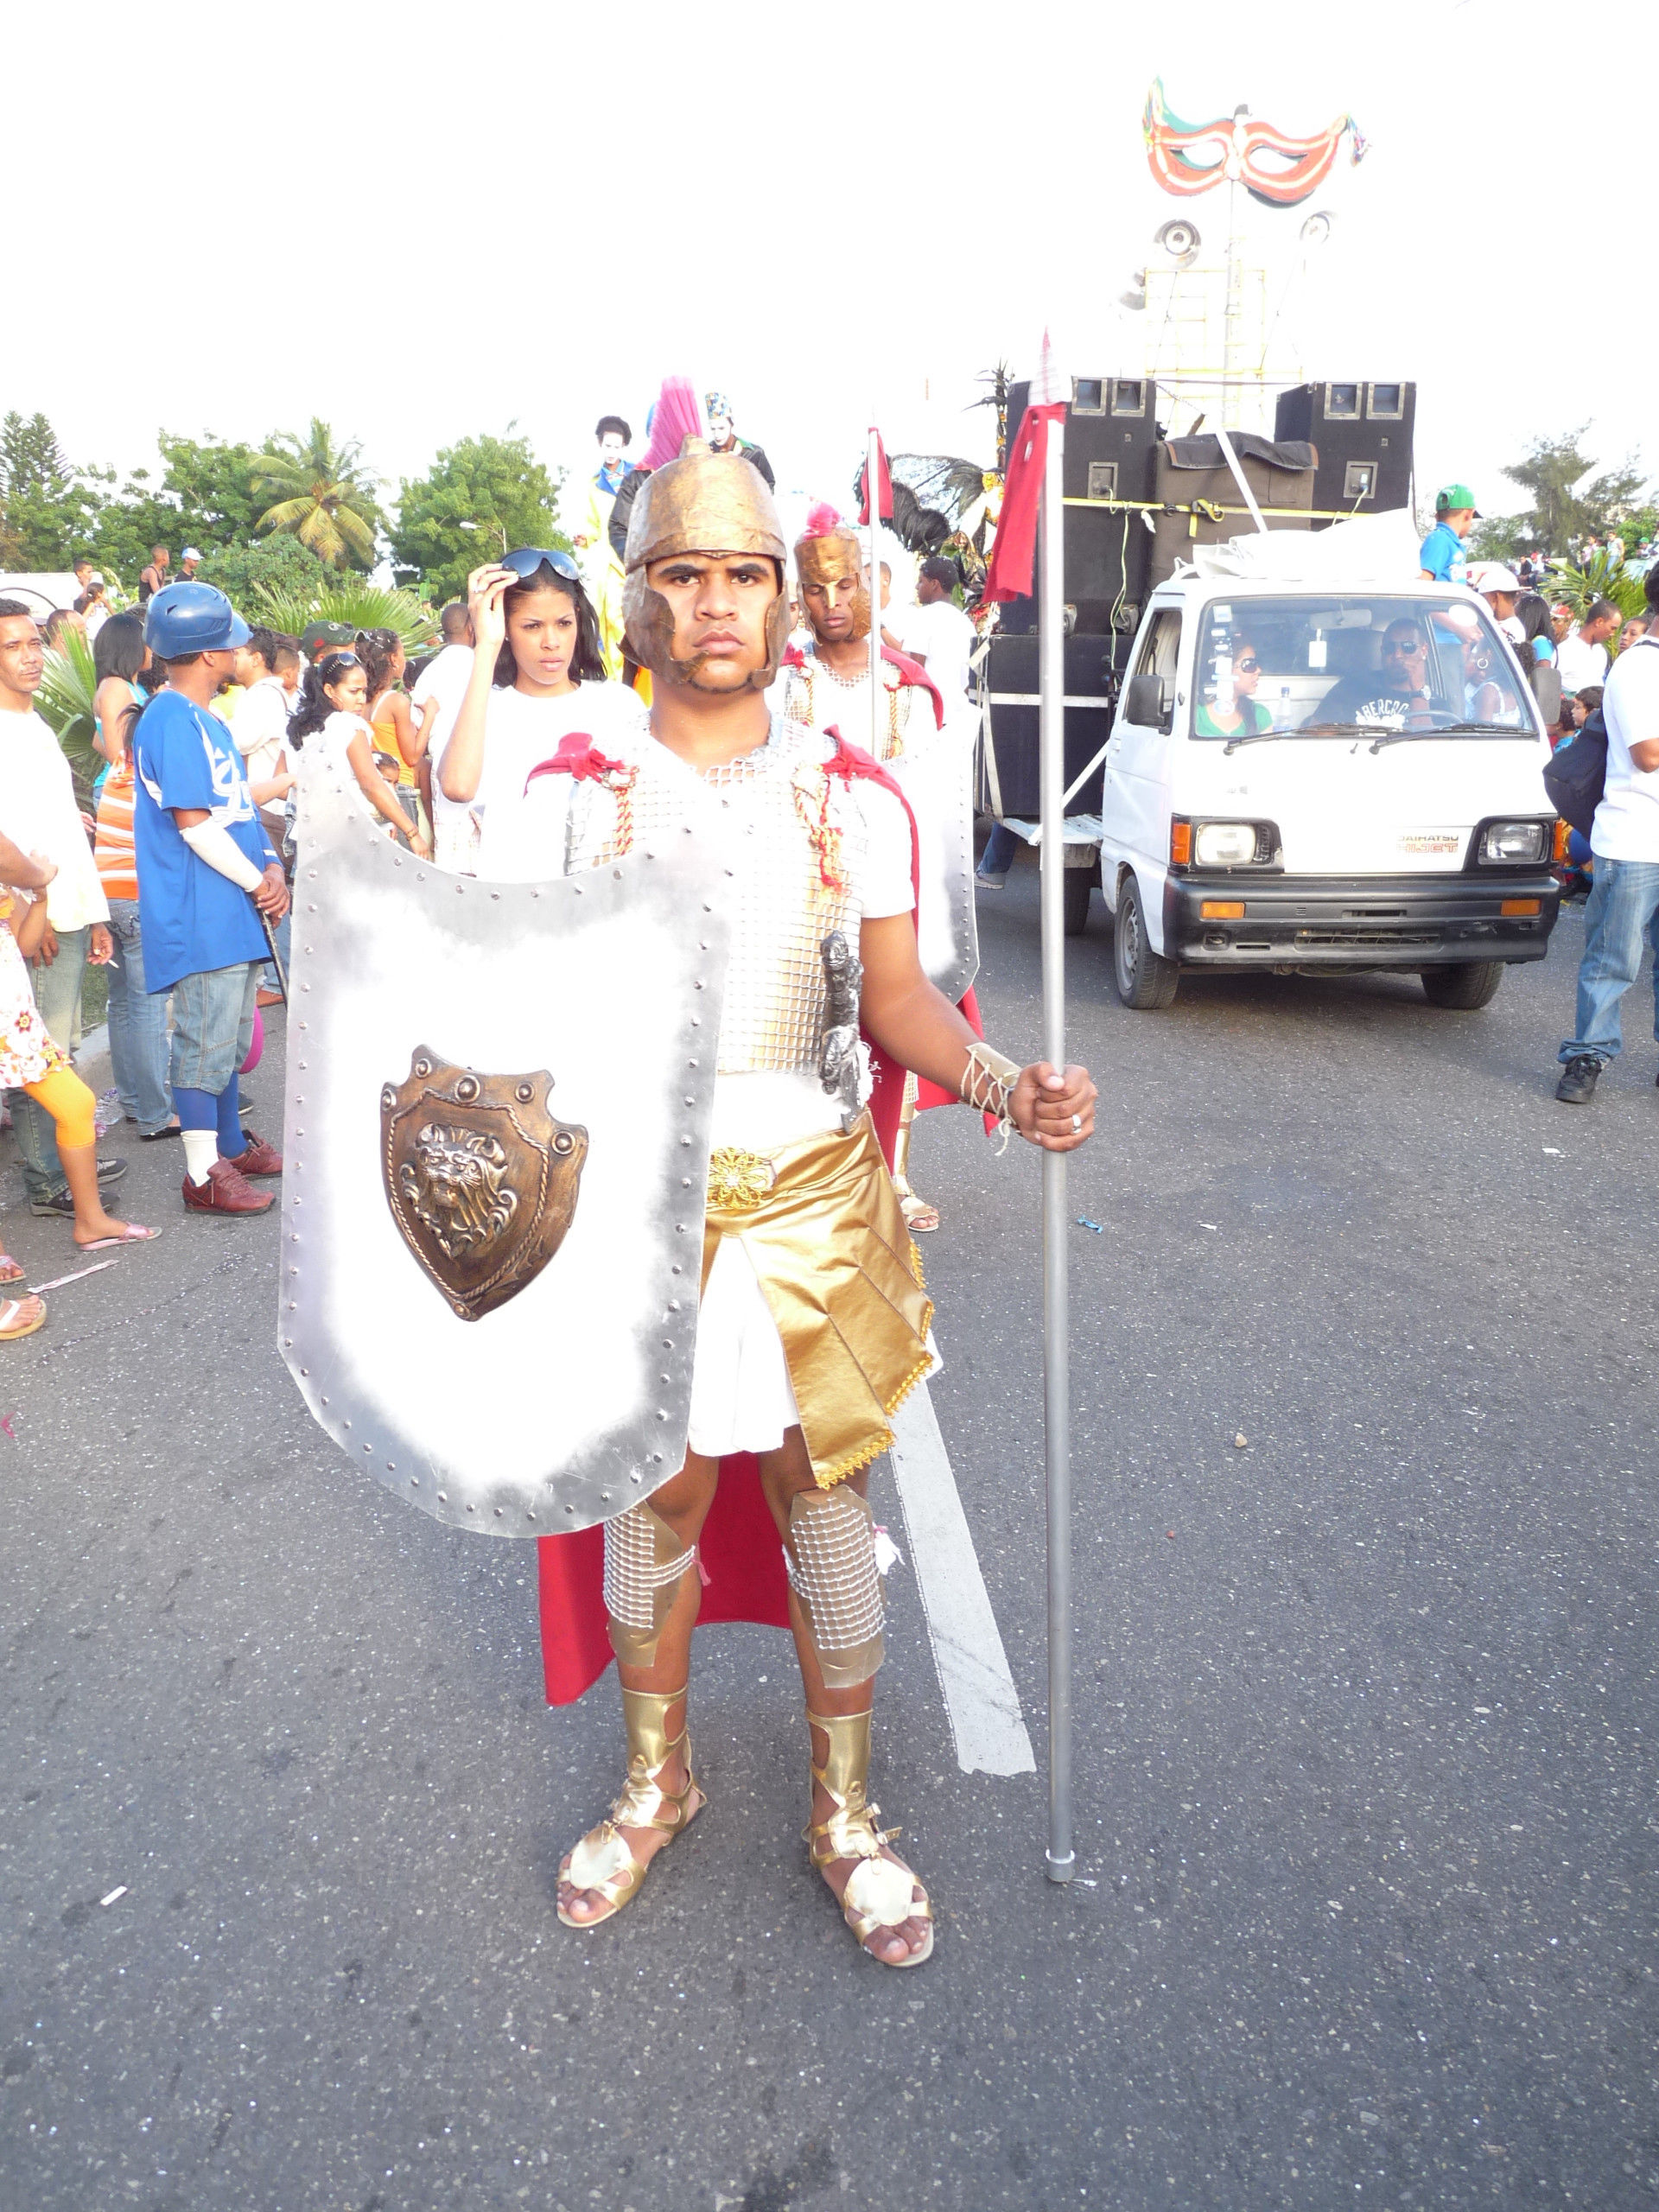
[0,854,158,1284]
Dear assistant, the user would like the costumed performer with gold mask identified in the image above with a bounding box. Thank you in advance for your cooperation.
[773,505,982,1235]
[487,442,1096,1968]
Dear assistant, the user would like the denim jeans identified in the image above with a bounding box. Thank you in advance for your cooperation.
[170,963,260,1095]
[105,899,175,1134]
[6,924,87,1201]
[978,822,1022,879]
[1558,855,1659,1065]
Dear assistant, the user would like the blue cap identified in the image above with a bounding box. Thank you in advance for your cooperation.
[143,580,251,658]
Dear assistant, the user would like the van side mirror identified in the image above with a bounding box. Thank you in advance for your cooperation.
[1123,672,1171,732]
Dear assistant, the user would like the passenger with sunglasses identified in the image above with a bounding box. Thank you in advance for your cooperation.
[288,652,431,857]
[441,550,642,873]
[1194,637,1270,736]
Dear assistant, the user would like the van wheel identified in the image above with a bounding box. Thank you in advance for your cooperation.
[1063,869,1092,936]
[1421,960,1504,1009]
[1112,875,1179,1009]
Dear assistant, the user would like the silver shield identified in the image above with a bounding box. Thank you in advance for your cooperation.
[891,705,980,1003]
[278,760,731,1537]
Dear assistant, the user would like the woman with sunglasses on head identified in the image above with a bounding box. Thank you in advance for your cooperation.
[1194,636,1270,737]
[289,652,432,857]
[439,550,641,874]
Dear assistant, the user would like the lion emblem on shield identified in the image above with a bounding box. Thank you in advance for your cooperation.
[398,1122,519,1261]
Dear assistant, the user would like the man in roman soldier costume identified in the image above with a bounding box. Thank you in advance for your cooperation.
[773,505,982,1235]
[485,444,1094,1967]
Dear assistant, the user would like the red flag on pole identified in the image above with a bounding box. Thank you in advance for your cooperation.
[983,333,1066,605]
[859,429,893,524]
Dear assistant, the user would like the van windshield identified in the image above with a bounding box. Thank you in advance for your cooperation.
[1190,594,1535,743]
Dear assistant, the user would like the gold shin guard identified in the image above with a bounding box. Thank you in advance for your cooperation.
[604,1502,698,1667]
[557,1684,702,1929]
[805,1704,934,1964]
[786,1484,885,1689]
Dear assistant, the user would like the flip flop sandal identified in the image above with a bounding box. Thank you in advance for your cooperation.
[78,1225,163,1251]
[0,1296,47,1341]
[0,1255,24,1285]
[898,1190,940,1235]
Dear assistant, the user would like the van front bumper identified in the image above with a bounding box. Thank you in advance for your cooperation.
[1164,871,1560,968]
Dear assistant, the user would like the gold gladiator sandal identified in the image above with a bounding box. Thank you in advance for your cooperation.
[804,1706,934,1967]
[556,1685,705,1929]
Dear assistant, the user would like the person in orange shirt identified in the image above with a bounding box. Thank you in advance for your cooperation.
[92,618,177,1139]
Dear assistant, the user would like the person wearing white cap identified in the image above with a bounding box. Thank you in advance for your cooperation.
[1471,563,1525,644]
[178,548,202,581]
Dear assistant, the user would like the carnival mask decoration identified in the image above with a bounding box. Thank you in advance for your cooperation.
[795,505,872,645]
[1142,76,1367,208]
[621,442,791,690]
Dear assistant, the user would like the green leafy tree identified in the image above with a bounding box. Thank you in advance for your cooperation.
[252,420,382,569]
[35,626,99,798]
[251,577,436,653]
[1541,548,1648,624]
[1486,428,1649,555]
[0,410,102,569]
[390,429,566,602]
[202,532,327,614]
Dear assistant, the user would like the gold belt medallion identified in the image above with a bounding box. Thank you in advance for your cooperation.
[707,1147,776,1211]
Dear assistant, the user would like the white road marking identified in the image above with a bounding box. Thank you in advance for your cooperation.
[887,1382,1036,1777]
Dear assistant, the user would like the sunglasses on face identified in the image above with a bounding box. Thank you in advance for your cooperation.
[321,652,362,671]
[1382,637,1424,655]
[501,547,582,584]
[1234,656,1262,672]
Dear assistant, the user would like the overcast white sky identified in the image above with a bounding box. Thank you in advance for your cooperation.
[10,0,1653,534]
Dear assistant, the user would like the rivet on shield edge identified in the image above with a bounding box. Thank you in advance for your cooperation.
[657,1410,670,1422]
[525,1507,534,1519]
[651,1452,664,1463]
[690,1016,701,1028]
[680,1135,691,1147]
[343,1419,351,1428]
[491,892,500,900]
[564,1503,575,1513]
[630,1472,642,1484]
[666,1302,679,1312]
[493,1506,503,1516]
[416,873,426,881]
[363,1443,372,1453]
[321,1395,329,1404]
[601,1491,610,1503]
[300,1367,308,1376]
[682,1179,691,1189]
[411,1476,419,1486]
[466,1502,476,1512]
[613,868,623,880]
[284,1338,293,1349]
[671,1265,683,1275]
[437,1491,447,1502]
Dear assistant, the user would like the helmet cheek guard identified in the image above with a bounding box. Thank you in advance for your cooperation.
[621,566,789,692]
[622,448,791,692]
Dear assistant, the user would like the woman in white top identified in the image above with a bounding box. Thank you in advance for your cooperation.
[440,549,643,871]
[289,652,432,856]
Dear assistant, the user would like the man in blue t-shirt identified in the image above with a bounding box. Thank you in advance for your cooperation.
[1420,483,1479,587]
[135,583,290,1217]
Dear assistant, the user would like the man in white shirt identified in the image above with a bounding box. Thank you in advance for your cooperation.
[416,601,478,871]
[1555,599,1621,697]
[0,596,121,1214]
[902,557,977,698]
[1555,569,1659,1102]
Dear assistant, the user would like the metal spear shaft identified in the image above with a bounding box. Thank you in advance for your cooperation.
[1039,407,1074,1884]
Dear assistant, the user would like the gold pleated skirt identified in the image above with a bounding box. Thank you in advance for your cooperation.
[701,1113,933,1489]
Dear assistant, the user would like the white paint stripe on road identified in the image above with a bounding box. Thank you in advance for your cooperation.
[887,1382,1036,1777]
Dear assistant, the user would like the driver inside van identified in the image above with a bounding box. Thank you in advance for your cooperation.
[1194,636,1269,736]
[1305,618,1440,732]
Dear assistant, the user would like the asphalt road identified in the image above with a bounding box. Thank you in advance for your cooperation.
[3,871,1656,2212]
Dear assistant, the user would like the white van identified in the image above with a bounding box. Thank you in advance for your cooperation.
[1093,577,1562,1009]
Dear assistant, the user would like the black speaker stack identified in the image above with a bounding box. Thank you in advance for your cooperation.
[1273,380,1416,527]
[997,375,1161,639]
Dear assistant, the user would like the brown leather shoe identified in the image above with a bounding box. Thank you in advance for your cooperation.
[231,1131,283,1178]
[182,1160,274,1216]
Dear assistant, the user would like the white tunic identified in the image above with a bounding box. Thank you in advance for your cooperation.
[483,715,916,1455]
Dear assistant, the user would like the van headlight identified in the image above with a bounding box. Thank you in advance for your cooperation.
[1193,821,1276,867]
[1477,821,1548,864]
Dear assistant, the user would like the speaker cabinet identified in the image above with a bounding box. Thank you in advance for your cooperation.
[1274,380,1416,528]
[1147,434,1316,588]
[980,631,1121,818]
[997,377,1160,635]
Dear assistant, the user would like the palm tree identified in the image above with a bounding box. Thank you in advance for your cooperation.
[253,420,380,569]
